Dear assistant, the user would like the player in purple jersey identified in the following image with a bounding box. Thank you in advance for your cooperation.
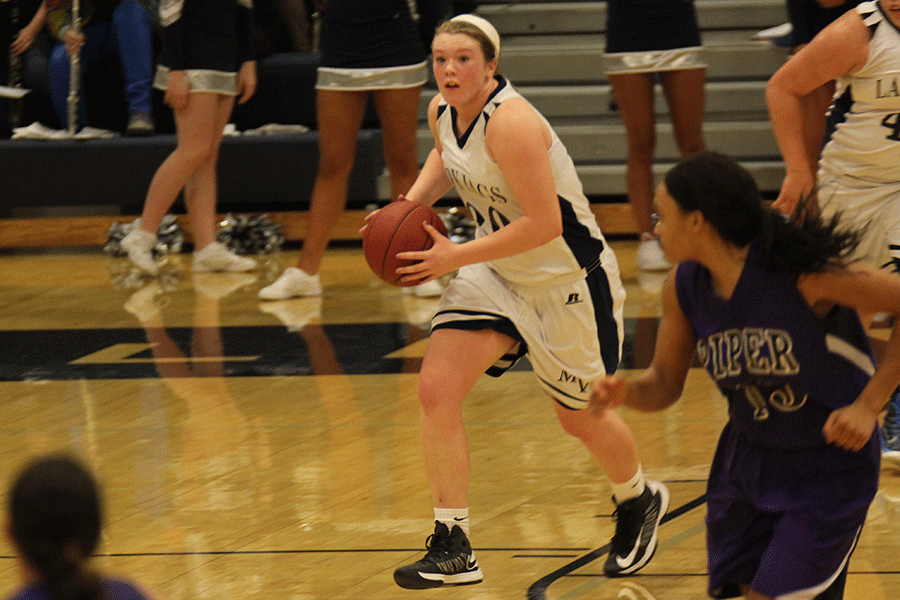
[4,455,158,600]
[591,151,900,599]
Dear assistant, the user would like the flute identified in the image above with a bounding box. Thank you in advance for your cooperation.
[8,0,23,128]
[67,0,80,135]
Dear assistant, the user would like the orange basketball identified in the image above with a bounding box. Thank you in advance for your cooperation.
[363,200,448,287]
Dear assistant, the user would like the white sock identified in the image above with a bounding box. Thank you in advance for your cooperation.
[434,507,470,537]
[611,465,646,504]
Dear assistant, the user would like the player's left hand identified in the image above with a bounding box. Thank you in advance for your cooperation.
[822,403,878,452]
[395,222,455,283]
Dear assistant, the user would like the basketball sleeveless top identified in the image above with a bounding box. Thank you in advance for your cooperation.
[821,1,900,183]
[675,241,876,450]
[435,76,607,286]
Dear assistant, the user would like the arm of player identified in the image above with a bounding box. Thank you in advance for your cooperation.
[395,99,563,282]
[403,148,452,207]
[591,273,696,414]
[405,94,453,206]
[765,10,869,214]
[800,265,900,451]
[361,95,452,237]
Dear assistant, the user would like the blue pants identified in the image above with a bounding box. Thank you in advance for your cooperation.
[49,0,153,129]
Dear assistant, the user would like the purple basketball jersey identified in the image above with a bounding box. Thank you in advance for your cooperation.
[675,241,875,449]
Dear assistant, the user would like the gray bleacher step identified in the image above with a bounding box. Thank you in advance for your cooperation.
[477,1,787,35]
[575,160,785,196]
[559,120,780,162]
[377,161,785,199]
[524,81,770,120]
[500,30,782,49]
[498,39,787,84]
[418,81,771,121]
[415,121,780,164]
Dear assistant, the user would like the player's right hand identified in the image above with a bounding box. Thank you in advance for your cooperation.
[590,376,627,413]
[772,172,814,215]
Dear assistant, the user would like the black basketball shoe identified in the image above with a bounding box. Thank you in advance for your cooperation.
[394,521,483,589]
[604,480,670,577]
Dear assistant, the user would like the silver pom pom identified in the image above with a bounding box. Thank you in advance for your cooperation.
[439,207,476,243]
[216,213,285,255]
[104,215,184,258]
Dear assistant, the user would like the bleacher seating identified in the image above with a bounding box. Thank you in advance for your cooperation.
[0,0,791,246]
[0,52,383,213]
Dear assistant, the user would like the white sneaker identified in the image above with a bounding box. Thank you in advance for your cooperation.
[258,267,322,300]
[192,242,256,272]
[637,238,672,272]
[120,228,159,275]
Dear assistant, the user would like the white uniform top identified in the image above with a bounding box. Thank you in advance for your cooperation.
[820,1,900,184]
[436,76,608,286]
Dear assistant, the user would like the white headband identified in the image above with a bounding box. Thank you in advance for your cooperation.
[449,14,501,59]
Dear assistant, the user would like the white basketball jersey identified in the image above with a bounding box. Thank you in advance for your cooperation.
[820,1,900,183]
[435,76,609,285]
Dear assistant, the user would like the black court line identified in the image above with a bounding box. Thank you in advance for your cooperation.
[0,318,659,381]
[513,554,582,559]
[0,548,592,560]
[526,494,707,600]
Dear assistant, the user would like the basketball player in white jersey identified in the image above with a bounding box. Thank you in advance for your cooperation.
[374,14,669,589]
[767,0,900,465]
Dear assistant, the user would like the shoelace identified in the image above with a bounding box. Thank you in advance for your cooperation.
[609,499,643,553]
[422,528,452,563]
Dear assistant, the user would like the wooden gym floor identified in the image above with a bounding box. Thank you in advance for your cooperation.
[0,241,897,600]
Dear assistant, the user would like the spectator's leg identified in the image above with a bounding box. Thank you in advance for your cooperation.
[23,33,53,98]
[182,94,237,250]
[372,85,423,199]
[138,93,223,234]
[295,88,368,275]
[275,0,312,51]
[111,0,154,117]
[48,22,108,130]
[48,41,71,128]
[608,72,657,237]
[660,68,706,159]
[23,33,56,127]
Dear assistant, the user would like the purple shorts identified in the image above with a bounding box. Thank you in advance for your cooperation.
[706,422,878,598]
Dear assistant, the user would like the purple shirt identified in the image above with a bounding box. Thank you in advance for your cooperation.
[675,240,875,449]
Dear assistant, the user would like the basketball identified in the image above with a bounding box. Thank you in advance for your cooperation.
[363,200,448,287]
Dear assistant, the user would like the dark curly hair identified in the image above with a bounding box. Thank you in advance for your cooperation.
[663,151,863,277]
